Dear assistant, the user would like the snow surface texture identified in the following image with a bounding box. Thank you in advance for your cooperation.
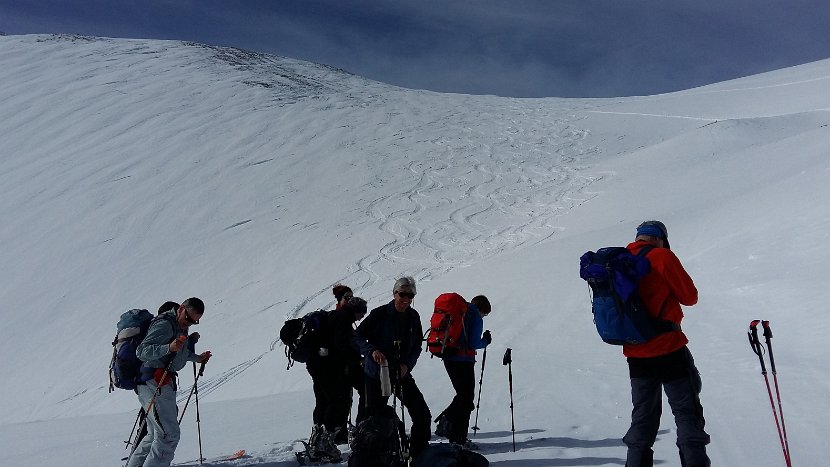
[1,34,828,466]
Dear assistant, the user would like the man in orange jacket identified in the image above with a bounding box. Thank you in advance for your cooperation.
[622,221,710,467]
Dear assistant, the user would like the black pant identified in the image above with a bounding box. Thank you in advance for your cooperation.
[365,372,432,458]
[439,359,476,444]
[309,358,356,433]
[307,361,327,426]
[348,360,367,425]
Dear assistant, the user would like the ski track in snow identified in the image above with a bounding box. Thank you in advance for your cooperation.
[251,100,604,394]
[155,42,609,396]
[0,36,605,424]
[4,34,830,467]
[302,106,601,306]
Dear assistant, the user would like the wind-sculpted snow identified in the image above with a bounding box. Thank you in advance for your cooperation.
[0,33,605,418]
[1,35,830,466]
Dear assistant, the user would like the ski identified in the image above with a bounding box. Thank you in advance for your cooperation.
[172,449,246,465]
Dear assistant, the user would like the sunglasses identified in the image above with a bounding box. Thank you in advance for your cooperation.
[395,291,415,299]
[341,294,353,301]
[184,308,200,324]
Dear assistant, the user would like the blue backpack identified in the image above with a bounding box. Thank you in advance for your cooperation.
[579,246,677,345]
[109,309,175,391]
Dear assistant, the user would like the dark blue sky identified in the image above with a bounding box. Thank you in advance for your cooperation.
[3,0,830,97]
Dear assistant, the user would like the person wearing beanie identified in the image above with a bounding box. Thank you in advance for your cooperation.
[332,284,353,309]
[310,297,366,459]
[353,276,432,460]
[622,221,710,467]
[304,285,355,460]
[315,296,369,450]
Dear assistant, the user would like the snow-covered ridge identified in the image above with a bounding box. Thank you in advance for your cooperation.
[0,34,828,466]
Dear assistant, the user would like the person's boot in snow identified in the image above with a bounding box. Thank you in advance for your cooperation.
[312,429,341,461]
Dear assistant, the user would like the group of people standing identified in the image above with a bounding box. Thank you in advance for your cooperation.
[123,220,710,467]
[303,277,493,463]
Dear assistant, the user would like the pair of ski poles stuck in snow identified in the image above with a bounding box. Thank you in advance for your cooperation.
[748,320,792,467]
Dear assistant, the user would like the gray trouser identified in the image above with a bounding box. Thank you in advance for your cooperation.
[623,347,711,467]
[127,381,180,467]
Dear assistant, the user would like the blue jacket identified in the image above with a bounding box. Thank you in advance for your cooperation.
[353,301,423,379]
[444,305,488,362]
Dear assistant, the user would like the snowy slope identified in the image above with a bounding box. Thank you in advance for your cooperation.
[0,34,828,466]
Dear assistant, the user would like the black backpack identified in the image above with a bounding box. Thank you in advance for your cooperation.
[279,309,329,368]
[410,443,489,467]
[348,405,408,467]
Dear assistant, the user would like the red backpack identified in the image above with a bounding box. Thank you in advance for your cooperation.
[426,293,473,358]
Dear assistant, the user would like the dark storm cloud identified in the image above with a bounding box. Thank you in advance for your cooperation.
[2,0,829,97]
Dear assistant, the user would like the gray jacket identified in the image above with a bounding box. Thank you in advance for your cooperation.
[136,310,199,372]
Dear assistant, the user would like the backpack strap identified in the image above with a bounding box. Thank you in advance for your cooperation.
[636,244,655,258]
[138,313,180,378]
[636,244,680,332]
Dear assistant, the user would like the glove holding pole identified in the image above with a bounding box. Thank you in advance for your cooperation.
[179,333,211,423]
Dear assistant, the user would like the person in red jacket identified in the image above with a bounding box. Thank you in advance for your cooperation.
[622,221,710,467]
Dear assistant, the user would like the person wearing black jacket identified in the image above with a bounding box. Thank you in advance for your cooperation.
[305,285,356,460]
[318,296,368,443]
[353,276,432,459]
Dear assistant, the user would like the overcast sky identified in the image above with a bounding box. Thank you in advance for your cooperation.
[3,0,830,97]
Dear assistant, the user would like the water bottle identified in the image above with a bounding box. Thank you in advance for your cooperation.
[380,362,392,397]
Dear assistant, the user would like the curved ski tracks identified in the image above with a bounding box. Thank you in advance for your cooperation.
[276,98,603,322]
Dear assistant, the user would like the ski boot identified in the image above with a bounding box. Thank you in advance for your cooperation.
[434,414,451,438]
[304,429,342,464]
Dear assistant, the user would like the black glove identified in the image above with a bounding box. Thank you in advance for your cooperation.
[483,330,492,345]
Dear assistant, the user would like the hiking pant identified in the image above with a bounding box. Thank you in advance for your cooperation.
[319,359,353,433]
[127,380,180,467]
[439,359,476,444]
[623,346,711,467]
[366,372,432,458]
[349,359,367,426]
[310,358,365,439]
[307,360,328,426]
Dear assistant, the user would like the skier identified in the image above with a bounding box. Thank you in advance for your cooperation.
[434,295,492,448]
[354,277,432,460]
[129,301,185,453]
[622,221,710,467]
[126,298,212,467]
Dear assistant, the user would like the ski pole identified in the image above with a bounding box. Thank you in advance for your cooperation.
[762,321,792,467]
[392,361,409,462]
[123,408,143,450]
[502,348,515,452]
[179,360,207,423]
[471,346,487,437]
[193,361,206,464]
[748,320,791,467]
